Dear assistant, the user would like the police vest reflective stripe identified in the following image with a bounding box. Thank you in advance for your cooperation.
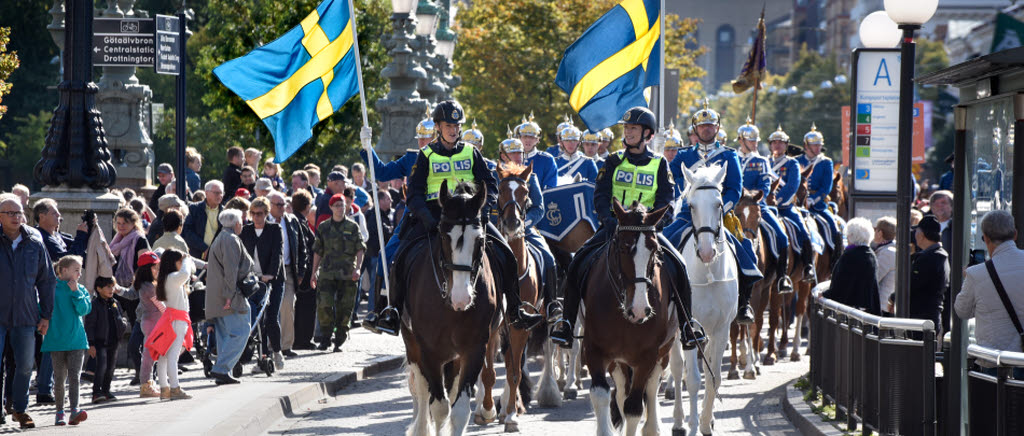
[611,151,659,209]
[425,145,475,201]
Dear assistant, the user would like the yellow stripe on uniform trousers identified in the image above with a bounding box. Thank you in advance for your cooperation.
[555,0,661,133]
[213,0,361,163]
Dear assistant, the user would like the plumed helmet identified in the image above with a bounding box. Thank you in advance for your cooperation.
[686,124,695,136]
[767,124,790,143]
[665,127,684,150]
[691,98,721,127]
[600,128,614,142]
[500,125,524,154]
[581,129,601,144]
[461,119,484,147]
[515,111,542,138]
[803,122,824,146]
[555,114,574,140]
[432,100,465,125]
[618,106,657,134]
[716,127,729,144]
[415,117,436,139]
[737,117,760,142]
[560,125,582,141]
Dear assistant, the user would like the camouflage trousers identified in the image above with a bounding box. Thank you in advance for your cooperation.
[317,279,357,346]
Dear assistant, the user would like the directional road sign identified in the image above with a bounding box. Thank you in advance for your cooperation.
[155,15,181,75]
[92,18,156,67]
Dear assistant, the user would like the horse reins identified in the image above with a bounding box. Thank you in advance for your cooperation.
[498,176,531,242]
[428,216,485,300]
[605,224,659,315]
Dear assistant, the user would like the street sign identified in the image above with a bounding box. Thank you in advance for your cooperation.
[92,18,156,67]
[155,15,181,75]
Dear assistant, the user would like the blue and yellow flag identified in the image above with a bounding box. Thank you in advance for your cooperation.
[213,0,360,163]
[555,0,661,132]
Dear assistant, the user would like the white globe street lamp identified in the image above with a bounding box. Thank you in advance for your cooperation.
[859,11,900,48]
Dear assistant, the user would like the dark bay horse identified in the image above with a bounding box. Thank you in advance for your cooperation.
[400,181,502,436]
[830,167,849,221]
[581,199,675,436]
[730,189,766,380]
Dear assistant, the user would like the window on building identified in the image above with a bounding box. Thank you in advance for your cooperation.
[715,25,736,89]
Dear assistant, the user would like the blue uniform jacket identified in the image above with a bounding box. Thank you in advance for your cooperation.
[771,155,801,208]
[555,154,599,183]
[359,148,419,182]
[595,149,675,222]
[524,150,558,190]
[740,151,773,205]
[671,142,743,214]
[939,170,953,191]
[523,173,545,234]
[796,154,833,211]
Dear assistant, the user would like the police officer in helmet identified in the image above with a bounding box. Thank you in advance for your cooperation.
[549,106,706,350]
[375,100,544,335]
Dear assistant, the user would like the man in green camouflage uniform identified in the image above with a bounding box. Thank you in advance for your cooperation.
[311,193,366,352]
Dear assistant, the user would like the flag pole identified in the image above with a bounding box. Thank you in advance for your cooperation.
[659,0,666,129]
[348,0,391,298]
[751,5,765,124]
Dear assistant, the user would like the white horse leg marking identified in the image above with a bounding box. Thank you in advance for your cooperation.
[536,339,563,407]
[684,347,701,435]
[670,334,685,431]
[591,385,616,436]
[407,364,432,436]
[743,324,757,379]
[450,384,471,436]
[642,364,663,436]
[611,366,634,434]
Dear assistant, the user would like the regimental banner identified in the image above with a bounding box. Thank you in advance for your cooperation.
[537,182,597,241]
[850,49,900,194]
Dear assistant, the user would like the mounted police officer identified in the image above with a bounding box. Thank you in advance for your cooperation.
[358,116,434,332]
[768,126,817,282]
[375,100,543,336]
[554,125,599,183]
[664,101,760,325]
[497,131,562,322]
[549,106,705,350]
[737,119,793,293]
[796,124,843,268]
[517,113,558,189]
[580,129,605,171]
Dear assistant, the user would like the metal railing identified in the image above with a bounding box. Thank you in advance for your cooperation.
[808,281,937,436]
[966,344,1024,436]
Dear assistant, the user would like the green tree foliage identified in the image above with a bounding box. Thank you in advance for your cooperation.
[0,0,56,139]
[0,27,21,121]
[454,0,705,155]
[0,110,49,185]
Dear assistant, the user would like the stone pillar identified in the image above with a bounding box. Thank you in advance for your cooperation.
[95,0,155,192]
[375,12,430,162]
[413,35,444,104]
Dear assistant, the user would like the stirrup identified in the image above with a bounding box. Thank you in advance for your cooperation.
[682,320,707,350]
[510,305,544,330]
[376,307,400,336]
[736,304,755,325]
[546,300,564,321]
[549,319,574,348]
[801,264,817,284]
[777,276,794,295]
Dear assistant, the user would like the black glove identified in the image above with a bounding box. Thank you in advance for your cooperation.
[601,217,617,230]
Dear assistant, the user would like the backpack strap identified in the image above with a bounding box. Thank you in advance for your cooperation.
[985,259,1024,352]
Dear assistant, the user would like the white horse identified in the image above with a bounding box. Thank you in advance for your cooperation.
[671,165,739,436]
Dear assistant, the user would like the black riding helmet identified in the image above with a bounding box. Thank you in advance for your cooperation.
[432,100,466,125]
[617,106,657,148]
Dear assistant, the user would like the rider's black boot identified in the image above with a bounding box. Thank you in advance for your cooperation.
[543,263,562,321]
[776,248,794,294]
[801,239,817,284]
[549,318,574,349]
[736,277,755,325]
[376,269,403,336]
[494,237,544,331]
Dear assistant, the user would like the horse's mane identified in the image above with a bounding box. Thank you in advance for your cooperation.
[681,165,724,199]
[498,162,526,178]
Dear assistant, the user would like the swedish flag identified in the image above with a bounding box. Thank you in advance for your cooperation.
[213,0,361,163]
[555,0,661,132]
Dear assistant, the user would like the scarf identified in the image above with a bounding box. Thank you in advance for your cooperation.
[110,229,141,286]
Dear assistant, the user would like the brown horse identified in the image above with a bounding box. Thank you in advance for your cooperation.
[581,199,675,435]
[829,168,849,221]
[485,163,562,432]
[400,181,502,436]
[729,189,766,380]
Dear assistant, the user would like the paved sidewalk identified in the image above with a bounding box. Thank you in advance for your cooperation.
[1,327,404,435]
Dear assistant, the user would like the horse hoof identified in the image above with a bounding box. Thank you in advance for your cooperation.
[504,422,520,433]
[672,428,687,436]
[791,353,801,362]
[564,388,577,400]
[763,355,776,366]
[743,370,756,380]
[727,370,740,380]
[665,386,675,400]
[474,414,495,426]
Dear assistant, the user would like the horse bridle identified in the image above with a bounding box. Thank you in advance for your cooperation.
[429,216,485,300]
[498,176,531,241]
[605,224,660,316]
[689,185,725,254]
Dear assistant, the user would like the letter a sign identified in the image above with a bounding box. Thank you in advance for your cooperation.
[851,49,901,195]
